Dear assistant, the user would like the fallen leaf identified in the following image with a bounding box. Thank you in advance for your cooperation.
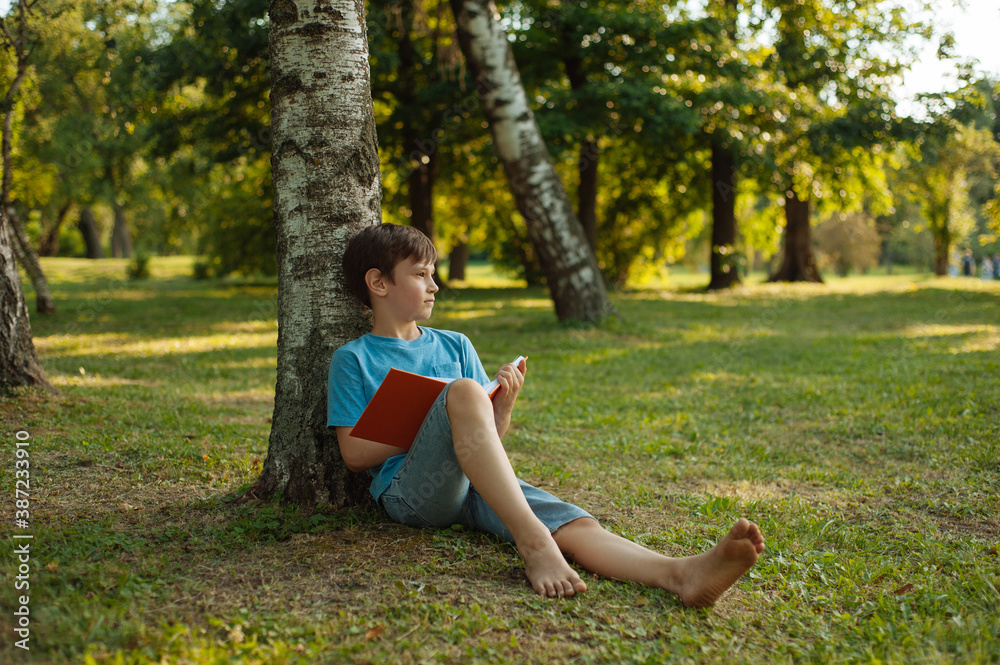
[228,625,245,643]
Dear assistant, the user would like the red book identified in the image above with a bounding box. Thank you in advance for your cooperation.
[350,356,524,450]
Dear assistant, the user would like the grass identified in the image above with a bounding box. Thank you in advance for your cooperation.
[1,256,999,664]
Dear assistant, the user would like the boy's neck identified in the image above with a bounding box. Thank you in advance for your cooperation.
[369,316,422,341]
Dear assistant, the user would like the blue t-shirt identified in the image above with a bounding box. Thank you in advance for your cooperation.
[327,326,490,501]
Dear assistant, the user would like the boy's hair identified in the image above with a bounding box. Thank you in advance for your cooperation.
[342,223,437,307]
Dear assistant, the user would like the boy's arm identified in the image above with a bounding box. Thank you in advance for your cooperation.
[492,357,526,439]
[335,427,407,473]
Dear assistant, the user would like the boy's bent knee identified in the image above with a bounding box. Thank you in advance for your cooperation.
[445,378,490,408]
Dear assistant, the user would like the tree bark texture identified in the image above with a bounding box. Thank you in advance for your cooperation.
[78,207,105,259]
[0,214,51,390]
[708,142,740,290]
[6,207,55,314]
[111,203,133,259]
[450,0,611,324]
[246,0,379,508]
[769,188,823,283]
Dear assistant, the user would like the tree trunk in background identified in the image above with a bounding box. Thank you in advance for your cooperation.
[448,242,469,281]
[245,0,378,508]
[931,218,951,276]
[395,0,445,287]
[562,50,598,252]
[6,207,55,314]
[450,0,611,324]
[708,142,740,290]
[38,202,71,257]
[577,139,599,252]
[406,145,444,287]
[111,203,133,258]
[78,208,105,259]
[707,0,741,290]
[769,188,823,282]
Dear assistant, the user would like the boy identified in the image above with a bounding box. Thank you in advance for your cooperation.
[328,224,764,604]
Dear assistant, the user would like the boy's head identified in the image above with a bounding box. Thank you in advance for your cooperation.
[342,223,437,308]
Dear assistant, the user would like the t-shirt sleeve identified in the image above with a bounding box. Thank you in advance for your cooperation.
[461,334,491,385]
[328,347,367,428]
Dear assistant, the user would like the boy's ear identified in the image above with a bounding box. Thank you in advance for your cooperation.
[364,268,388,299]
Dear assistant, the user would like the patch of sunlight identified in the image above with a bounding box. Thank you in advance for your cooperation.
[214,358,276,370]
[211,320,278,334]
[36,333,130,354]
[439,309,504,321]
[205,389,274,403]
[902,323,992,339]
[88,289,158,301]
[573,345,647,364]
[952,329,999,354]
[36,332,277,359]
[509,298,551,309]
[697,479,840,504]
[50,373,159,388]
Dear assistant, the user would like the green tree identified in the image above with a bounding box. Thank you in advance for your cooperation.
[450,0,611,323]
[903,118,1000,275]
[760,0,921,282]
[147,0,274,275]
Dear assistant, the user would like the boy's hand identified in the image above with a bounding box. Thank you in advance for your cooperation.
[492,357,526,439]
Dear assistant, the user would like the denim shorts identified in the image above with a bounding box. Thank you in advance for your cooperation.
[378,383,595,543]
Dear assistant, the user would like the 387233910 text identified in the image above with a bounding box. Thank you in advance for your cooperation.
[12,429,33,651]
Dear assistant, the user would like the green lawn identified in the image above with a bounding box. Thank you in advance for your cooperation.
[2,257,999,664]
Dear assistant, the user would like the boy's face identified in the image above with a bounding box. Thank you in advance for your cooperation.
[377,257,438,322]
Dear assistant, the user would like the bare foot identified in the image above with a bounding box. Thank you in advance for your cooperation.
[672,518,765,607]
[517,532,589,598]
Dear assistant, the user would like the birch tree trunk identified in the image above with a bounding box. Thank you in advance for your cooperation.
[6,206,56,314]
[244,0,379,507]
[450,0,611,324]
[1,213,50,390]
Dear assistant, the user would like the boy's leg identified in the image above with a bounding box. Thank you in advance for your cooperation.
[552,516,765,607]
[446,378,587,598]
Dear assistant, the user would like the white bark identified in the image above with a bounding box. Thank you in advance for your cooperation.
[250,0,378,506]
[7,206,56,314]
[450,0,611,323]
[0,212,49,389]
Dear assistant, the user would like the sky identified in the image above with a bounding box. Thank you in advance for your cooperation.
[895,0,1000,115]
[0,0,997,114]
